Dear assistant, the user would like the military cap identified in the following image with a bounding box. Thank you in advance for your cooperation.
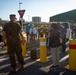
[9,14,17,19]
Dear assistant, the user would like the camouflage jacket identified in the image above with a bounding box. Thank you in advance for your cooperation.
[3,21,22,45]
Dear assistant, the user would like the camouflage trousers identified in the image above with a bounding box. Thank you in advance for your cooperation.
[7,43,24,68]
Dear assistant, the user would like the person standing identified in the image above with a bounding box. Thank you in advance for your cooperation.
[26,23,32,41]
[45,26,50,48]
[71,28,76,40]
[49,22,61,69]
[60,25,67,52]
[30,24,37,42]
[0,27,3,42]
[2,14,24,73]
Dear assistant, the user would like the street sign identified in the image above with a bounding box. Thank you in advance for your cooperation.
[18,10,25,18]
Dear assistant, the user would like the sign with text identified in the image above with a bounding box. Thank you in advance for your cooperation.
[18,10,25,18]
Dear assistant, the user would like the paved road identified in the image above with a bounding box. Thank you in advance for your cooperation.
[0,42,76,75]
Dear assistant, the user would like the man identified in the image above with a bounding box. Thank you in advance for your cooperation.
[49,22,61,69]
[26,23,32,41]
[45,26,50,48]
[30,24,37,42]
[60,25,67,52]
[2,14,24,73]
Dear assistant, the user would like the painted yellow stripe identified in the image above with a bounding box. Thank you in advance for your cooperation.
[69,40,76,44]
[39,38,46,42]
[40,42,46,46]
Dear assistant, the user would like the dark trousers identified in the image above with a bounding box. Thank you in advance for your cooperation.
[0,35,2,42]
[26,32,30,41]
[62,38,66,52]
[7,43,24,68]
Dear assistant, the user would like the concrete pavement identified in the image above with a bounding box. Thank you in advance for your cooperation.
[0,42,76,75]
[0,49,76,75]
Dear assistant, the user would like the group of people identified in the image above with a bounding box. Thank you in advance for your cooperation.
[26,23,37,42]
[2,14,68,73]
[26,24,51,42]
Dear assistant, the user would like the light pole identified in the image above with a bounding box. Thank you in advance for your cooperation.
[19,2,22,10]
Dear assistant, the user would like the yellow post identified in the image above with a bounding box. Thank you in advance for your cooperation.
[69,40,76,71]
[21,36,26,57]
[39,38,48,62]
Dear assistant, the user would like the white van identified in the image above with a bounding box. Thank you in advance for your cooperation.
[58,22,71,41]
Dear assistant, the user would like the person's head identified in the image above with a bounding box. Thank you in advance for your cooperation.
[9,14,17,21]
[51,22,58,29]
[28,23,30,26]
[32,24,34,28]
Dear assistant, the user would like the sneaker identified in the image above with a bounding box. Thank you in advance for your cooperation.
[51,65,59,69]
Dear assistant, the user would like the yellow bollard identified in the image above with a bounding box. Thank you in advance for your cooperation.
[38,38,48,62]
[69,40,76,71]
[21,36,26,57]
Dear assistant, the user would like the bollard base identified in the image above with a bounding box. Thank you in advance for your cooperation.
[64,65,69,69]
[64,65,76,71]
[22,53,28,57]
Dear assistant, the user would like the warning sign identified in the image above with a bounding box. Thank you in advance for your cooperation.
[18,10,25,18]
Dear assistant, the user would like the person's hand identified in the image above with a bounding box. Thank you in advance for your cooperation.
[3,42,7,45]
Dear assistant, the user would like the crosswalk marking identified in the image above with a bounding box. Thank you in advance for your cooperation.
[0,57,9,62]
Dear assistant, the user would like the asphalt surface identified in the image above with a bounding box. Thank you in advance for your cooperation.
[0,42,76,75]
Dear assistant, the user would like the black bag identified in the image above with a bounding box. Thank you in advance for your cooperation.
[30,50,37,59]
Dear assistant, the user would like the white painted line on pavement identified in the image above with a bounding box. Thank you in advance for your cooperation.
[60,54,69,62]
[0,57,9,62]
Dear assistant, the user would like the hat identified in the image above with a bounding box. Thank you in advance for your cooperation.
[9,14,17,19]
[51,22,58,29]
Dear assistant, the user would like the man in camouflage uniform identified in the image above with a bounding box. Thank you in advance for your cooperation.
[2,14,24,72]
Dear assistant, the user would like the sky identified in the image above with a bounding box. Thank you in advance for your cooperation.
[0,0,76,22]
